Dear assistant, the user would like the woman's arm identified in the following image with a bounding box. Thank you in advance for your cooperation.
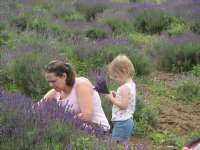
[76,78,93,121]
[105,85,129,109]
[38,89,57,104]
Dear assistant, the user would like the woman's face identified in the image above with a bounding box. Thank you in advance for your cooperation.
[45,72,66,92]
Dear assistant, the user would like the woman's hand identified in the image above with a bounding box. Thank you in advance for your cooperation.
[37,98,46,106]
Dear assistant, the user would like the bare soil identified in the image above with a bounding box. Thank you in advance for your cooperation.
[130,72,200,149]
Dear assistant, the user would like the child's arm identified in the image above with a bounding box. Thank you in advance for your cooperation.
[105,86,130,109]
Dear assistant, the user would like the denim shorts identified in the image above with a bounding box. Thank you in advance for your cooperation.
[112,118,134,141]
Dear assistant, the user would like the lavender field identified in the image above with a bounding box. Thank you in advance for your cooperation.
[0,0,200,149]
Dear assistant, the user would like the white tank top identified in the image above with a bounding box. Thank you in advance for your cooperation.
[112,80,136,121]
[56,78,110,130]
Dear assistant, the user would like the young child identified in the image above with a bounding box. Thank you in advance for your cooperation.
[105,54,136,150]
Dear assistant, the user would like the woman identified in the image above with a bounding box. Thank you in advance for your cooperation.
[40,60,110,130]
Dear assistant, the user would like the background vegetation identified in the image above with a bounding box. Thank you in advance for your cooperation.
[0,0,199,149]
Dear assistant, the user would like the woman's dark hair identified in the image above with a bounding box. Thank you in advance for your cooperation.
[45,60,76,86]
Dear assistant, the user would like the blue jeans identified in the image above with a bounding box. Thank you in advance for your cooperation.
[112,118,134,141]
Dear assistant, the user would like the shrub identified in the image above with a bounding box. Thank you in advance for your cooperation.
[175,76,200,103]
[157,42,200,73]
[128,32,155,45]
[134,9,173,34]
[29,16,48,32]
[61,45,91,76]
[0,31,9,47]
[190,21,200,34]
[0,22,5,31]
[0,68,17,92]
[75,0,107,21]
[52,4,84,22]
[63,12,84,22]
[134,97,158,136]
[99,16,134,35]
[192,64,200,77]
[130,0,167,3]
[11,13,48,33]
[150,131,184,148]
[11,52,49,100]
[167,20,189,36]
[5,42,62,99]
[90,45,151,76]
[10,14,29,31]
[85,28,107,40]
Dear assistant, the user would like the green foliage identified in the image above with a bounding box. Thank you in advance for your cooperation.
[128,32,155,45]
[85,28,107,40]
[75,1,107,21]
[60,46,89,76]
[167,20,189,36]
[43,121,74,149]
[90,46,151,76]
[150,132,166,144]
[63,12,84,22]
[100,16,134,35]
[158,42,200,73]
[134,9,173,34]
[134,96,158,136]
[11,14,29,31]
[11,52,49,100]
[0,22,5,31]
[175,78,200,103]
[100,79,117,121]
[29,16,48,32]
[52,4,84,22]
[71,136,93,149]
[190,21,200,34]
[151,131,184,148]
[0,32,10,47]
[0,68,17,92]
[132,51,152,76]
[130,0,167,3]
[11,13,48,32]
[192,64,200,77]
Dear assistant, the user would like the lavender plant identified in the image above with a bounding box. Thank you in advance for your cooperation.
[74,0,109,21]
[0,90,111,150]
[94,73,109,94]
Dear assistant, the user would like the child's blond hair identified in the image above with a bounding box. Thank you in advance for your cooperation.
[108,54,135,78]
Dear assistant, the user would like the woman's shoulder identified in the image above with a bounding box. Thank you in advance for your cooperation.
[76,77,92,86]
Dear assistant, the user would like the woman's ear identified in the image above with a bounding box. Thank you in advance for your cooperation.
[62,73,67,79]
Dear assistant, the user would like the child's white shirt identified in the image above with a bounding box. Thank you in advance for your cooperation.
[111,80,136,121]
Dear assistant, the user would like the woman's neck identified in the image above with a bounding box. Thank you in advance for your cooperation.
[61,85,72,97]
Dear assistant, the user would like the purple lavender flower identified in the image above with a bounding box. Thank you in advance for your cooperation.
[65,144,73,150]
[0,88,112,150]
[94,74,109,94]
[0,126,11,138]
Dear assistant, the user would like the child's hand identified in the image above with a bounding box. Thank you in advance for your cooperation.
[111,91,116,97]
[105,91,116,103]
